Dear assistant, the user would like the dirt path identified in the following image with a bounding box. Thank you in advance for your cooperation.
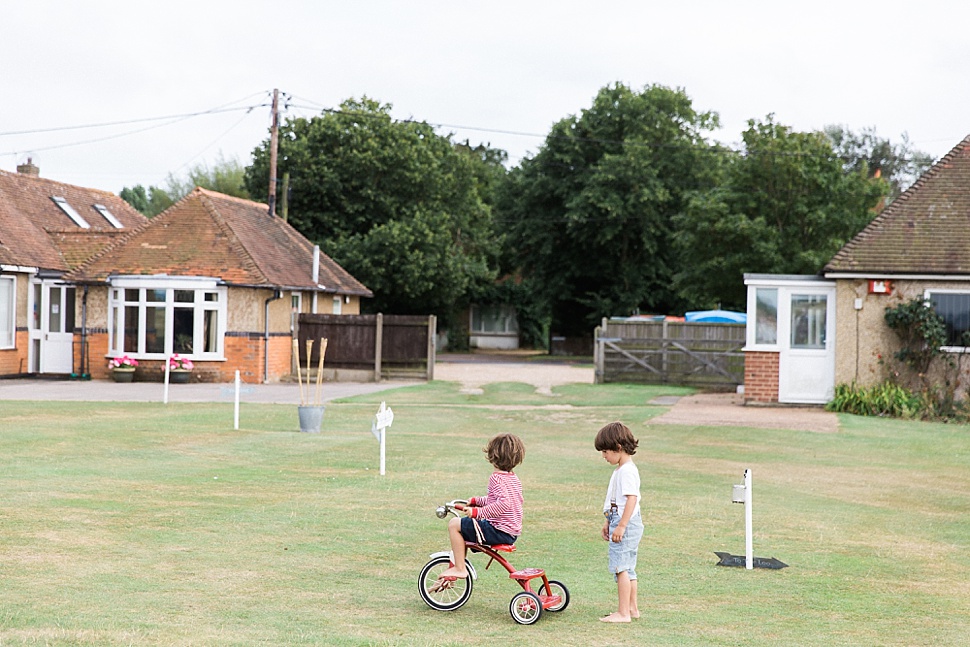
[435,355,838,433]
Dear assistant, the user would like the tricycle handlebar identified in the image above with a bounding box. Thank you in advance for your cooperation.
[435,500,469,519]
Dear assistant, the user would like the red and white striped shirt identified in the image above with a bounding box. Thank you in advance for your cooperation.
[468,470,523,537]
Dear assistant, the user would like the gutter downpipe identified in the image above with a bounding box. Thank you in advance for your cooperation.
[264,289,283,383]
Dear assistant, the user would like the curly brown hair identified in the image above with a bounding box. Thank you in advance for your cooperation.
[594,421,638,455]
[484,433,525,472]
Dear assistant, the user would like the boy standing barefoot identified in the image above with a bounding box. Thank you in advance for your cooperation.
[595,421,643,623]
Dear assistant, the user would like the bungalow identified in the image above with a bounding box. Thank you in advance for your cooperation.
[1,164,372,383]
[743,135,970,404]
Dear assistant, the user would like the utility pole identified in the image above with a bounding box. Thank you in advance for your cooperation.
[268,88,280,216]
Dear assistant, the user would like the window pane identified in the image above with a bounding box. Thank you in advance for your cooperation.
[0,278,13,347]
[205,292,219,302]
[173,307,193,353]
[755,288,778,345]
[124,305,139,353]
[791,295,826,349]
[930,293,970,347]
[125,288,139,302]
[48,289,61,333]
[175,290,193,303]
[204,309,218,353]
[146,289,165,303]
[146,306,166,353]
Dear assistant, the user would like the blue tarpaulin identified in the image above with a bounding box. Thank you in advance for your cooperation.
[684,309,747,324]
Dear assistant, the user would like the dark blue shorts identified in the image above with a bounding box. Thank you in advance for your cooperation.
[460,517,516,545]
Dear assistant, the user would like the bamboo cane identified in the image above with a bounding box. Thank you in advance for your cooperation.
[314,338,328,406]
[293,338,304,405]
[305,339,313,406]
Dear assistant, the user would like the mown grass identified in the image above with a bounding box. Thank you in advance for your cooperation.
[1,382,968,646]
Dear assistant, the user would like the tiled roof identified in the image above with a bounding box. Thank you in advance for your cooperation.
[69,188,372,296]
[825,136,970,276]
[0,169,147,271]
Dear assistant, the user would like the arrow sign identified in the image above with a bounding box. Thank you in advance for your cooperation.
[371,401,394,439]
[714,551,788,569]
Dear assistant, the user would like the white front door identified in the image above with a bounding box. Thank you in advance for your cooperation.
[778,288,836,404]
[30,281,75,374]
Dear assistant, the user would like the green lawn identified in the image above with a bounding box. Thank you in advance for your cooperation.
[1,382,968,646]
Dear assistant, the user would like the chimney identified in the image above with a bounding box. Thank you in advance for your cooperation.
[17,158,39,177]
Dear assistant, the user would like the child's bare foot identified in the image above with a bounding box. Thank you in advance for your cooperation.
[437,566,467,580]
[630,610,640,619]
[599,612,631,623]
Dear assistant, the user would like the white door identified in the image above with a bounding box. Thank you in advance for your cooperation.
[778,288,836,404]
[31,281,75,374]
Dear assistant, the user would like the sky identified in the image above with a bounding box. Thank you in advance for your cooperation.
[3,1,970,196]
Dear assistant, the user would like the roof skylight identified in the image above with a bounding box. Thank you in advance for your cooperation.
[51,196,90,229]
[94,204,123,229]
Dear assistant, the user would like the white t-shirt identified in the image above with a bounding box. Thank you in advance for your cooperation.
[603,460,641,518]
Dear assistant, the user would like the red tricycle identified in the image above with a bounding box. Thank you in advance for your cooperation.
[418,500,570,625]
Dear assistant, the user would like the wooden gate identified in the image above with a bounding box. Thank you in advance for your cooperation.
[595,318,744,389]
[298,313,436,380]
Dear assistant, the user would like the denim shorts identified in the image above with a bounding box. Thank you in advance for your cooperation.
[460,517,516,545]
[607,510,643,580]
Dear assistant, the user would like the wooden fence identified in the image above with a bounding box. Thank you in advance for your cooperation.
[298,313,437,381]
[594,318,745,389]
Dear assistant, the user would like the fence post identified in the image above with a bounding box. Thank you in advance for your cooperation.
[594,323,603,384]
[427,314,436,381]
[375,313,383,382]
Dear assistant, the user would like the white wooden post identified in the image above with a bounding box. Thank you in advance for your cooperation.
[745,469,753,570]
[233,370,241,430]
[163,357,170,404]
[371,401,394,476]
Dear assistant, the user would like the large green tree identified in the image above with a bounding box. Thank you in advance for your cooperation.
[245,98,499,318]
[673,117,887,309]
[496,83,722,337]
[824,125,934,202]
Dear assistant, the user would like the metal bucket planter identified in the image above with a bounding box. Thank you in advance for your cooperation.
[298,405,325,433]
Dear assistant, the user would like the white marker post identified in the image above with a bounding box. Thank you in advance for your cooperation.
[163,357,171,404]
[233,370,241,430]
[371,401,394,476]
[732,469,753,570]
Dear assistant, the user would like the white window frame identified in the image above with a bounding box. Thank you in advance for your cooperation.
[107,275,226,360]
[332,295,342,315]
[925,288,970,352]
[0,274,15,349]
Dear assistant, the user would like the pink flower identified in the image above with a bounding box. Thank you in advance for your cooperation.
[109,355,138,369]
[169,354,194,371]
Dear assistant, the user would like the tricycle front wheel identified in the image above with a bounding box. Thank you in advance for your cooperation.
[418,556,473,611]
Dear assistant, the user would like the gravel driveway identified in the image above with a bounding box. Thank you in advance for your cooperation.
[435,354,838,433]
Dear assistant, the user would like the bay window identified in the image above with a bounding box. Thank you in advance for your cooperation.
[108,276,226,359]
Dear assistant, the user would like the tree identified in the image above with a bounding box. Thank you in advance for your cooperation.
[673,116,887,309]
[120,153,249,217]
[497,83,722,337]
[824,125,934,202]
[245,98,499,318]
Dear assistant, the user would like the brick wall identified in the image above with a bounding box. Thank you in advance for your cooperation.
[85,331,293,384]
[0,330,30,375]
[743,351,779,404]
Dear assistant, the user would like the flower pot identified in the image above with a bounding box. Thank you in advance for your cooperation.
[169,369,192,384]
[112,368,136,383]
[298,405,325,433]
